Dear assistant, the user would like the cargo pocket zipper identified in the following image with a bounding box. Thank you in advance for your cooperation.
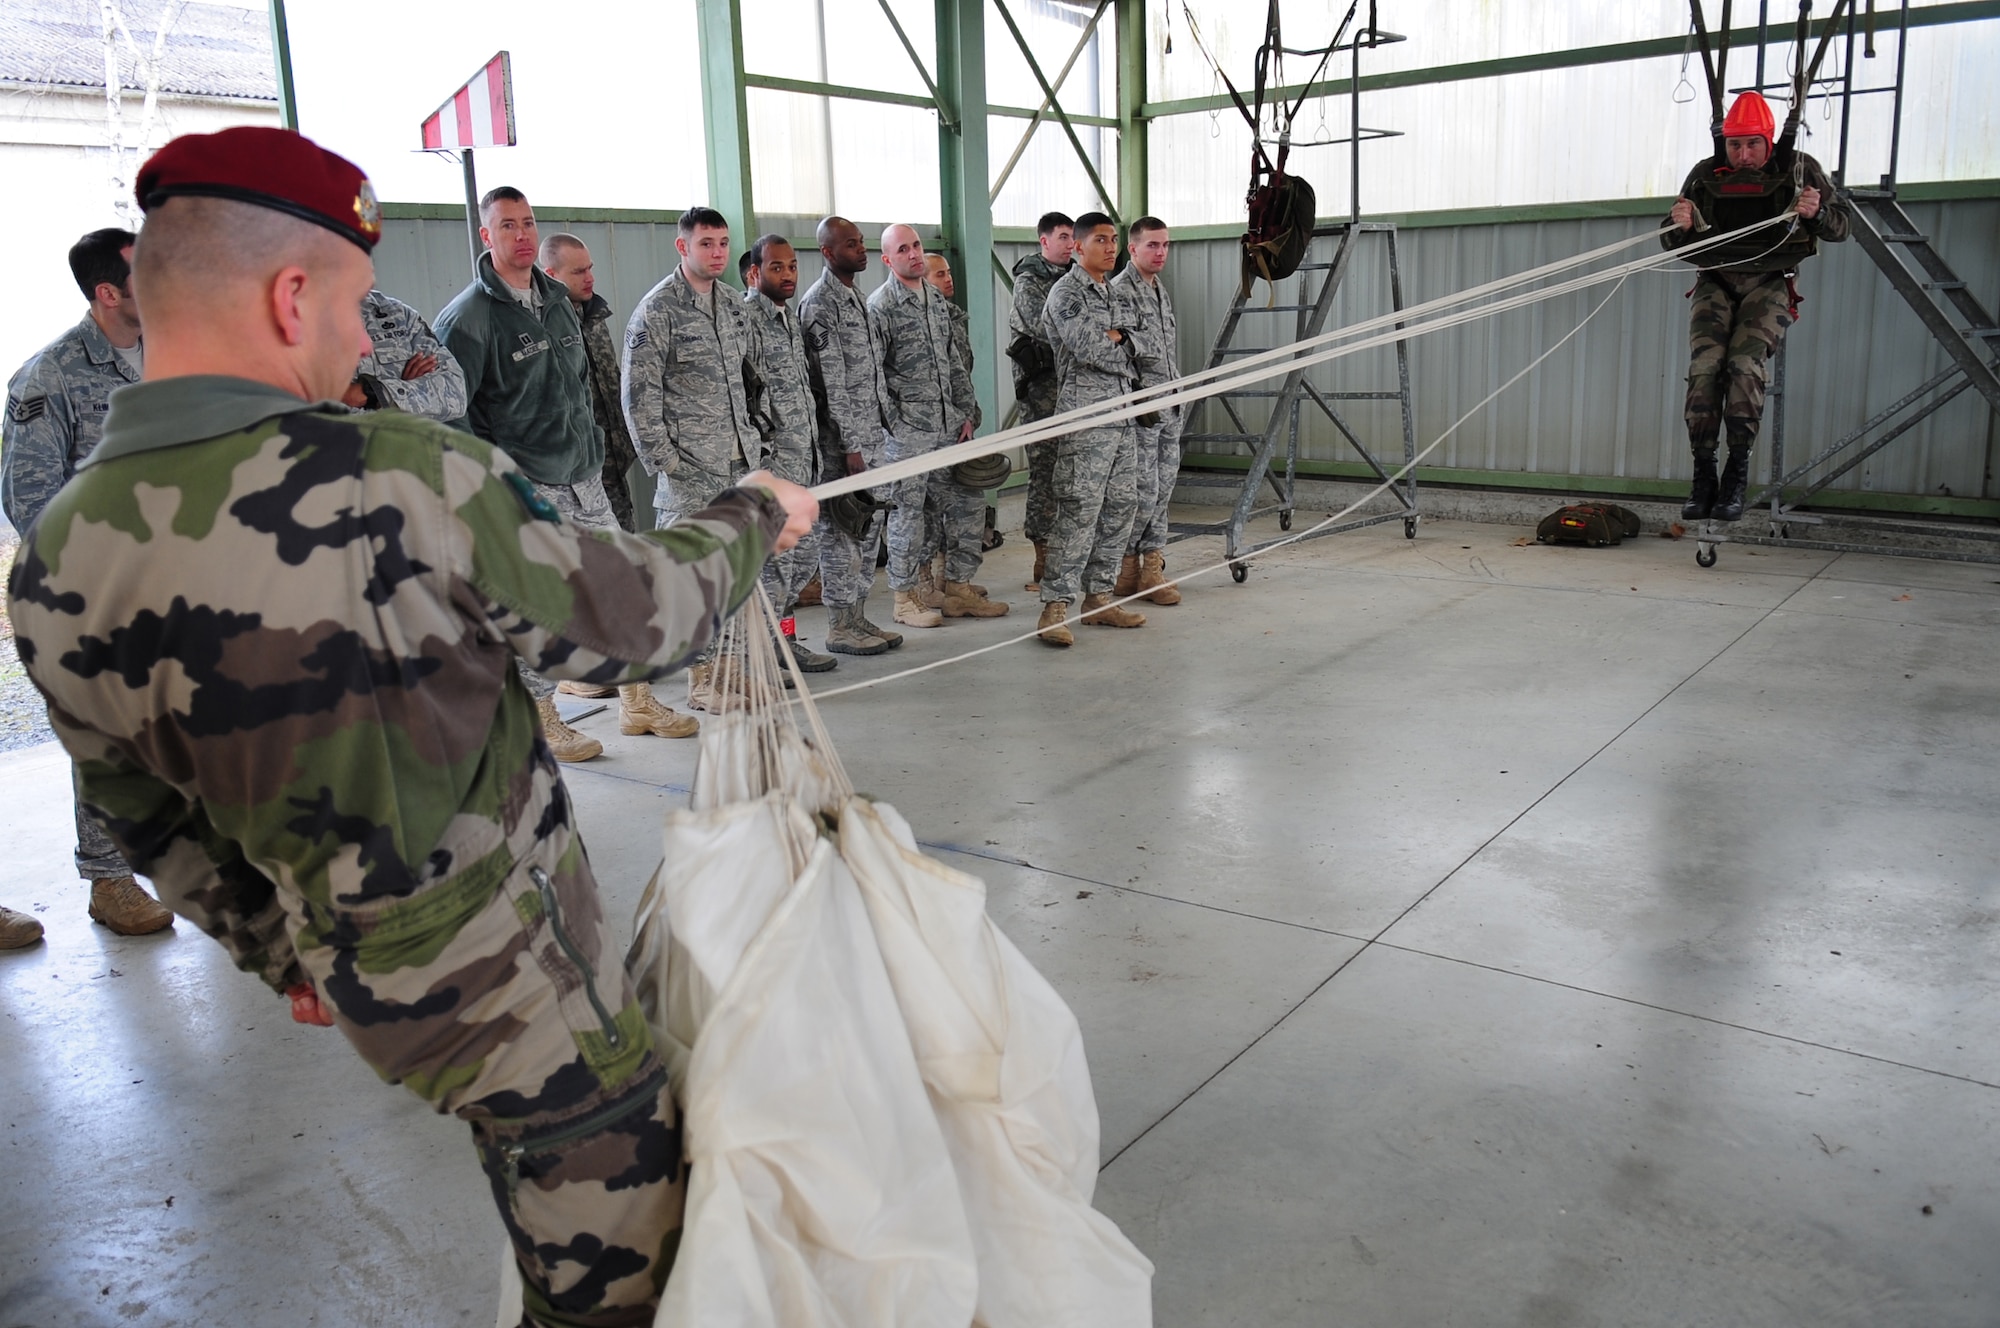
[529,865,622,1049]
[497,1062,669,1196]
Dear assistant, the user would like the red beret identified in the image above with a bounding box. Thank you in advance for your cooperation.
[136,127,382,252]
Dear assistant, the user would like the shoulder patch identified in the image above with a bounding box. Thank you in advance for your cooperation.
[1053,291,1085,322]
[808,324,834,351]
[504,471,561,523]
[627,325,650,351]
[7,394,47,424]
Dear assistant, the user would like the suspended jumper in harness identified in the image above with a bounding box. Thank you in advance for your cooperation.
[1181,2,1373,297]
[1670,0,1854,544]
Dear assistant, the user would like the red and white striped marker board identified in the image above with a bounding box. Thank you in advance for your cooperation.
[420,52,517,150]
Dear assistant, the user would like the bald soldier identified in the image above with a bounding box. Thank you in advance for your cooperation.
[5,127,814,1327]
[867,224,1004,628]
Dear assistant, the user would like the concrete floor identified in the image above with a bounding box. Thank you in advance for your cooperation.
[3,508,1996,1327]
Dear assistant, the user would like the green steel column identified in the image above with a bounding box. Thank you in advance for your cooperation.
[696,0,756,229]
[937,0,999,432]
[1117,0,1146,221]
[267,0,298,129]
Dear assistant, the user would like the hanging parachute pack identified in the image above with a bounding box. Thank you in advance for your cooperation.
[1182,1,1370,297]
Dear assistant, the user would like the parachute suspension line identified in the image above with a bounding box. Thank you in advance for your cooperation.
[796,274,1637,706]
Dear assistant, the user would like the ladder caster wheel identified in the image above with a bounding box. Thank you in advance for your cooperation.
[1231,562,1249,584]
[1404,518,1418,539]
[1696,546,1718,568]
[1280,510,1293,531]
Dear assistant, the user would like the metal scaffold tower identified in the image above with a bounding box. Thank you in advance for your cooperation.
[1173,6,1417,582]
[1691,0,2000,568]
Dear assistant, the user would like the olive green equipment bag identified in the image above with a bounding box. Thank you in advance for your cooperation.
[1535,503,1643,548]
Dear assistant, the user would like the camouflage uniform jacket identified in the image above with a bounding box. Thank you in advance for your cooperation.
[1007,252,1070,404]
[7,375,782,995]
[1041,265,1154,412]
[434,254,604,488]
[941,300,982,432]
[3,314,141,532]
[741,288,819,483]
[620,268,767,490]
[356,290,467,423]
[867,277,972,440]
[797,268,886,475]
[1109,265,1179,391]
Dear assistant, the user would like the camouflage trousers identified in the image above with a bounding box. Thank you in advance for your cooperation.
[72,766,131,880]
[599,433,640,533]
[882,430,958,593]
[656,462,745,661]
[921,471,989,585]
[1127,406,1185,555]
[1041,424,1138,604]
[817,441,886,609]
[1017,384,1060,544]
[1686,270,1793,447]
[520,475,621,700]
[758,442,820,615]
[298,782,684,1328]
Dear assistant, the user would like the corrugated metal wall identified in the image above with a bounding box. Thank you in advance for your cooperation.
[377,197,1998,502]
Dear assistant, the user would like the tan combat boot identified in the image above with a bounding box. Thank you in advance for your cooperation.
[1080,592,1146,628]
[619,683,698,738]
[1036,600,1074,647]
[686,660,750,714]
[0,905,45,950]
[1113,553,1140,598]
[796,576,823,607]
[557,679,618,699]
[944,581,1009,617]
[893,589,944,629]
[88,877,175,935]
[915,563,970,617]
[1025,540,1047,592]
[537,695,603,761]
[934,552,985,598]
[1136,550,1181,605]
[824,604,895,656]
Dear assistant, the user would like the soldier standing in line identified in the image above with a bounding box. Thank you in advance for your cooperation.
[7,126,815,1325]
[1008,210,1074,590]
[1663,90,1848,522]
[800,215,902,656]
[621,206,773,713]
[437,187,696,758]
[1,226,174,947]
[347,289,466,424]
[540,233,642,534]
[869,224,1007,630]
[922,251,1002,588]
[1108,215,1183,607]
[741,233,837,674]
[1036,211,1151,647]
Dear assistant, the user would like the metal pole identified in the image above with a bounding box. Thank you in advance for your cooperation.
[1886,0,1909,185]
[267,0,298,129]
[462,148,482,279]
[1756,0,1768,89]
[1349,32,1360,224]
[1837,5,1856,184]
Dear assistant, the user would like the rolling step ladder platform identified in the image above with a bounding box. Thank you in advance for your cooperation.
[1174,222,1418,582]
[1700,186,2000,568]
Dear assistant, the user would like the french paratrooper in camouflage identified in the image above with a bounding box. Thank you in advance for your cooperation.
[9,378,788,1325]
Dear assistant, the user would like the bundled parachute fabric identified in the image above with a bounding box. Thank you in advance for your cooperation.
[625,589,1152,1328]
[840,796,1154,1326]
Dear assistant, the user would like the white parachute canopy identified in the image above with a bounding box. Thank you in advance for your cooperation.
[576,589,1152,1327]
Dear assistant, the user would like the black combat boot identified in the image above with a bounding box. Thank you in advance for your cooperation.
[1682,446,1719,520]
[1713,443,1753,522]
